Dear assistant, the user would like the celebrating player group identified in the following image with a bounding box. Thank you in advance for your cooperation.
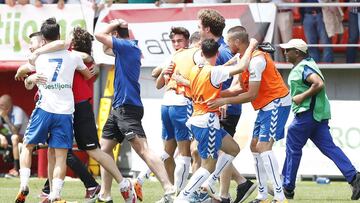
[12,7,360,203]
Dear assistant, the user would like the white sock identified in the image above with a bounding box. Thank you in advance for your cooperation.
[119,178,130,191]
[179,167,210,200]
[98,194,112,201]
[137,151,170,185]
[204,153,234,187]
[160,151,170,161]
[253,153,268,200]
[50,178,64,200]
[174,156,191,191]
[260,150,285,201]
[19,168,31,189]
[137,168,151,185]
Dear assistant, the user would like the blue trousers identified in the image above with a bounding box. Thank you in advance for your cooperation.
[346,12,360,63]
[303,13,333,63]
[282,110,357,190]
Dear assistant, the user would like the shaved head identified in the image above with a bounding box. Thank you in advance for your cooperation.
[0,94,13,112]
[227,26,248,43]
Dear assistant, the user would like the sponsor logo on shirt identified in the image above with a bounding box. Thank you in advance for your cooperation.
[250,70,256,79]
[42,83,72,90]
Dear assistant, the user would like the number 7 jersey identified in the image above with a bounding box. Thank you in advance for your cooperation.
[33,50,87,114]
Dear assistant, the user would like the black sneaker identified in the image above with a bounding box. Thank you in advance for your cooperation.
[234,179,257,203]
[283,188,294,200]
[351,173,360,200]
[220,197,231,203]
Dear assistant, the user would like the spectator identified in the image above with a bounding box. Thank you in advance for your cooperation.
[5,0,29,6]
[30,0,65,9]
[269,0,294,62]
[321,0,344,43]
[93,0,114,30]
[231,0,256,2]
[346,0,360,63]
[128,0,155,2]
[193,0,225,3]
[300,0,334,62]
[0,94,29,178]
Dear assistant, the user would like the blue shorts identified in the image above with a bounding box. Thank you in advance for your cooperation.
[161,104,192,141]
[253,105,291,142]
[24,108,74,149]
[190,113,228,159]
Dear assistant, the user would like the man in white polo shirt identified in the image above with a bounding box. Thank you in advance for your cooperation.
[15,18,93,203]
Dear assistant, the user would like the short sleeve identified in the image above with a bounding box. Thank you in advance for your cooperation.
[303,65,318,82]
[112,37,130,55]
[210,66,230,87]
[74,54,87,70]
[11,107,24,126]
[248,55,266,82]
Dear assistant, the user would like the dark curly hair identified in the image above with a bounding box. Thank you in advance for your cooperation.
[71,27,94,55]
[169,26,190,40]
[197,9,225,37]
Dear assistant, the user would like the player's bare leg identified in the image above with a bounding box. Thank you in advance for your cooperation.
[130,136,175,194]
[163,139,177,184]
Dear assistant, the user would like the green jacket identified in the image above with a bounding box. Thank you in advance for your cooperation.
[288,57,331,122]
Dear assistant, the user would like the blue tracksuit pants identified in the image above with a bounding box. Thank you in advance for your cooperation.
[282,110,357,190]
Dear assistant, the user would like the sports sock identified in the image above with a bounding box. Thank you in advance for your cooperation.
[160,151,170,161]
[253,152,268,200]
[174,155,191,191]
[137,168,151,185]
[137,151,170,185]
[51,178,64,200]
[203,153,234,187]
[179,167,210,200]
[19,168,31,189]
[98,194,112,201]
[260,150,285,201]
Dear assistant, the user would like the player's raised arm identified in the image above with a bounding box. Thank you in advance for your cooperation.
[223,54,239,66]
[29,39,71,65]
[95,19,127,49]
[103,44,115,57]
[227,38,258,76]
[72,50,94,63]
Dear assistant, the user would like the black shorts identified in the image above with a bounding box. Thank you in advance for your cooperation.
[102,105,146,143]
[220,114,240,137]
[73,100,100,150]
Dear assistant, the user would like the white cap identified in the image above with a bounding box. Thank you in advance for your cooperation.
[280,38,308,53]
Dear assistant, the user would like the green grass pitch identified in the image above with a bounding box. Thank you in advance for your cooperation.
[0,177,354,202]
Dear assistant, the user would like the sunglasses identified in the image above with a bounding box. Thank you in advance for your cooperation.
[284,48,298,54]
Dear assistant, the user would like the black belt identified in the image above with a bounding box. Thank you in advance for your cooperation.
[305,10,321,15]
[278,9,292,13]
